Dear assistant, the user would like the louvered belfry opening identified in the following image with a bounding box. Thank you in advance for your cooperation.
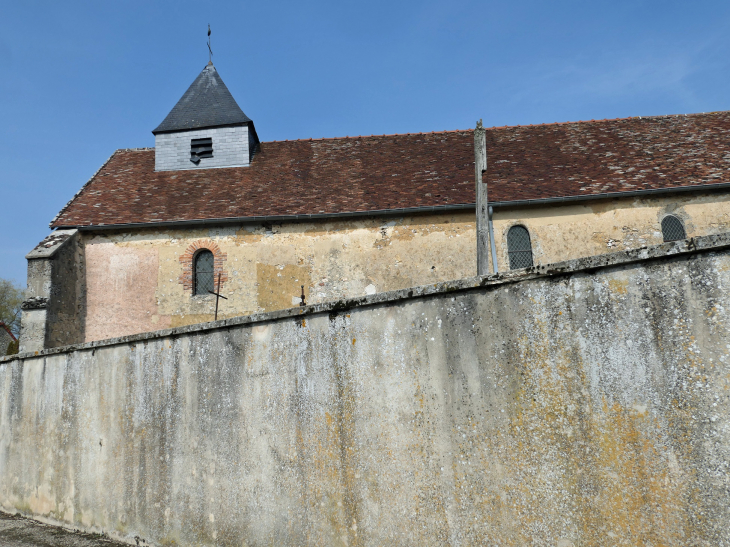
[190,138,214,164]
[194,250,215,295]
[662,215,686,242]
[507,225,534,269]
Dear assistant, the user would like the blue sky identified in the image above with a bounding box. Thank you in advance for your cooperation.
[1,1,729,284]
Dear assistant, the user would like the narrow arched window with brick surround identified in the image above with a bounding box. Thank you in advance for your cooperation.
[194,250,215,295]
[661,215,686,242]
[179,240,228,294]
[507,225,533,269]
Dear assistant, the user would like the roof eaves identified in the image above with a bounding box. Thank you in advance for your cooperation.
[489,181,730,209]
[55,204,478,231]
[152,121,250,136]
[51,180,730,233]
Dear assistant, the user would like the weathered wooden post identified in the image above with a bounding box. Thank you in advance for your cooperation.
[474,120,490,275]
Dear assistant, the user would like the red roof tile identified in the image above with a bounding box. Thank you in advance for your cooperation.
[486,111,730,202]
[51,111,730,228]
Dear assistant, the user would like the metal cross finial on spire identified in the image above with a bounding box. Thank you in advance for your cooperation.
[207,24,213,64]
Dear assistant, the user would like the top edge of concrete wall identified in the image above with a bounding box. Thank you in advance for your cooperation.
[4,231,730,365]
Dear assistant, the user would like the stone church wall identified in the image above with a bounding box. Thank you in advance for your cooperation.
[2,233,730,546]
[80,212,477,342]
[20,230,86,352]
[489,190,730,272]
[72,191,730,345]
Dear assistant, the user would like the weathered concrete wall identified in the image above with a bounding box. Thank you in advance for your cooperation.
[81,212,476,342]
[3,234,730,546]
[491,190,730,271]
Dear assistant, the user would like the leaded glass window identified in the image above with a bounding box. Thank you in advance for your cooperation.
[661,215,686,242]
[194,250,215,295]
[507,225,533,269]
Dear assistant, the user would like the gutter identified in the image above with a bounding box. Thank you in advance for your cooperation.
[54,180,730,231]
[64,204,477,232]
[488,181,730,209]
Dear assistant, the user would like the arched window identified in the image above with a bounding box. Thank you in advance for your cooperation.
[507,225,533,269]
[661,215,686,242]
[194,250,215,295]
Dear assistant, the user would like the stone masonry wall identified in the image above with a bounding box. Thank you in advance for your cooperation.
[20,230,86,352]
[2,234,730,546]
[154,125,252,171]
[81,212,476,342]
[490,190,730,272]
[44,230,86,348]
[74,191,730,346]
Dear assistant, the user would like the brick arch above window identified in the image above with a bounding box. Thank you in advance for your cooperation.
[179,240,228,292]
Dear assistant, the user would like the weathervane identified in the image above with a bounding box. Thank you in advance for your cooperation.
[207,24,213,63]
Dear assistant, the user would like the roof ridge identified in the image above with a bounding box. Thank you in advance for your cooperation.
[117,110,730,149]
[487,110,730,130]
[264,128,472,144]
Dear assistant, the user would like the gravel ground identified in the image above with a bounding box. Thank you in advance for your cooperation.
[0,512,129,546]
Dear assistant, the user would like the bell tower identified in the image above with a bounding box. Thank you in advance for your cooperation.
[152,62,259,171]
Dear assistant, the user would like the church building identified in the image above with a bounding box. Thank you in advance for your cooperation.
[19,61,730,352]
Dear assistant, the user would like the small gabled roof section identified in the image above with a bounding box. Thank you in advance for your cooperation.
[152,62,252,134]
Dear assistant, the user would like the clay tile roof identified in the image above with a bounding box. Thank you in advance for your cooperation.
[51,131,475,228]
[51,111,730,229]
[486,111,730,202]
[152,63,252,134]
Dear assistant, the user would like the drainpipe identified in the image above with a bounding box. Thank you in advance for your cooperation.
[488,206,498,273]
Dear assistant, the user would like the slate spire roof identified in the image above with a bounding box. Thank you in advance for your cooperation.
[152,62,252,134]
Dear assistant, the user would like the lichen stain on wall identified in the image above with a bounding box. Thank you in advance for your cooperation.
[256,264,312,310]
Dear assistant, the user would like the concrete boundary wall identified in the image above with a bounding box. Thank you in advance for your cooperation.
[2,233,730,546]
